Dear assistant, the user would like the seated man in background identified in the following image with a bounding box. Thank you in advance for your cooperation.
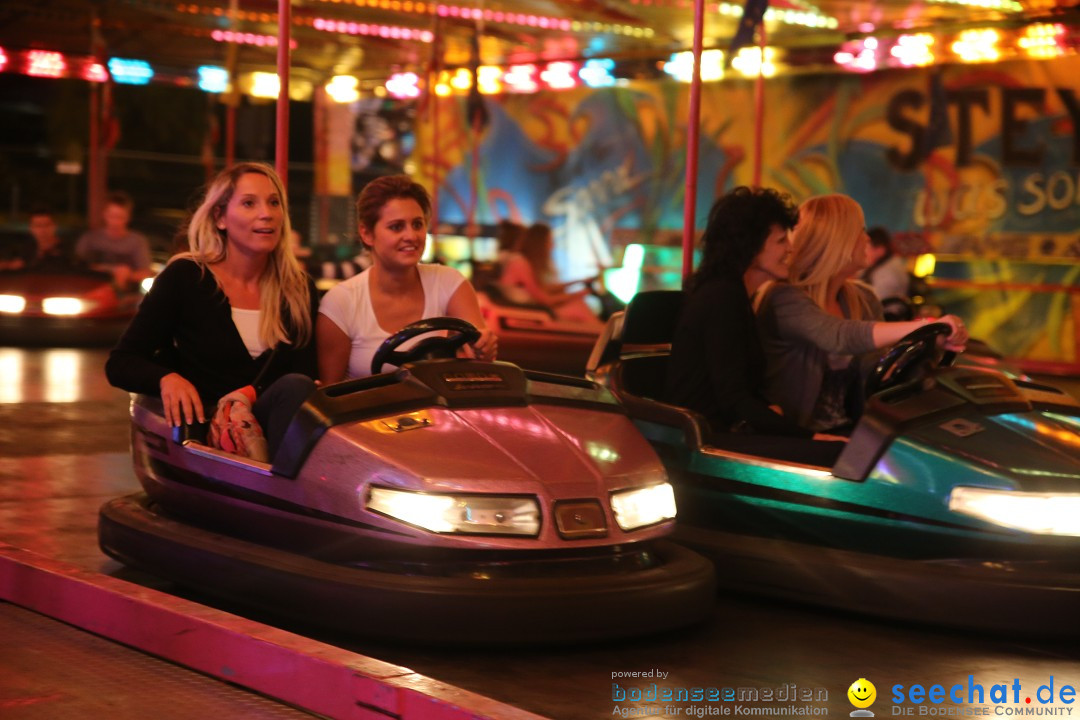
[76,191,152,288]
[862,226,910,302]
[0,206,75,270]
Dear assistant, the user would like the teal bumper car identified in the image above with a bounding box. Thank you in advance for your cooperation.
[588,290,1080,635]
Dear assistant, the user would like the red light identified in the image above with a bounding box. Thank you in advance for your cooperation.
[83,63,108,82]
[27,50,66,78]
[0,48,7,72]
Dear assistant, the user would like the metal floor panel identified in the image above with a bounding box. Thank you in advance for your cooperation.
[0,602,320,719]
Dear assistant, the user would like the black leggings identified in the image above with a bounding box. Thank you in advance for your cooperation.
[252,373,316,460]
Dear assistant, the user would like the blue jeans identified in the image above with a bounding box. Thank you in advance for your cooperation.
[253,374,316,460]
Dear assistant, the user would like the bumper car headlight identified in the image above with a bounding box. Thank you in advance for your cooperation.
[611,482,677,531]
[42,297,88,316]
[0,294,26,314]
[949,487,1080,536]
[366,487,540,536]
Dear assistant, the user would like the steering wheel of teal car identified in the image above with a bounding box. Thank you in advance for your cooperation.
[865,321,957,397]
[370,317,482,375]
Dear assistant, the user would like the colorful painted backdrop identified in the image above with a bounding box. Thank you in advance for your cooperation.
[414,57,1080,367]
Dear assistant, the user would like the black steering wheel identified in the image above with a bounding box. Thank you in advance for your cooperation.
[370,317,481,375]
[865,321,958,397]
[880,296,914,322]
[583,274,626,321]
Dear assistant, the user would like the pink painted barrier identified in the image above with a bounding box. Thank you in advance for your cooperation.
[0,542,546,720]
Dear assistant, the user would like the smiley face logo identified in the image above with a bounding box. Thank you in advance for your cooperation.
[848,678,877,709]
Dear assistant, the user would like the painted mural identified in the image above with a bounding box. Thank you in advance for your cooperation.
[414,57,1080,368]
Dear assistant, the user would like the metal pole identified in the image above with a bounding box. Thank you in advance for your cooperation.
[429,13,442,225]
[88,12,103,228]
[225,104,237,168]
[224,0,239,168]
[468,115,479,239]
[276,0,291,189]
[313,85,327,243]
[431,76,440,226]
[680,0,705,285]
[88,82,101,228]
[753,25,766,187]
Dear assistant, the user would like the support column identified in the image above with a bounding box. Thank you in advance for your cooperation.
[275,0,291,189]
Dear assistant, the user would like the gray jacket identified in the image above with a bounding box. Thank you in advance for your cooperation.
[756,282,883,427]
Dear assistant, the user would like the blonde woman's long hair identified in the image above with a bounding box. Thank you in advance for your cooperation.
[180,162,312,347]
[788,194,875,321]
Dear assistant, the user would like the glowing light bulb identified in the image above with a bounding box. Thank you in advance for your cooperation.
[386,71,420,99]
[325,75,359,103]
[197,65,229,93]
[731,47,777,77]
[663,50,724,82]
[540,61,578,90]
[952,28,1001,63]
[27,50,66,78]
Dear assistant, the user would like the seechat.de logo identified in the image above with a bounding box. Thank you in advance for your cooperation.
[850,679,878,717]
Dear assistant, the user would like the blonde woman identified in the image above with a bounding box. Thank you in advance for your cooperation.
[106,162,318,459]
[756,194,966,434]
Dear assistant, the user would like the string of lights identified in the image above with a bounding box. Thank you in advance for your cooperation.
[0,20,1074,95]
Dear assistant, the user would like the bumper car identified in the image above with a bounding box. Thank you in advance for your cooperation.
[0,267,142,346]
[99,318,716,644]
[476,284,609,376]
[588,291,1080,635]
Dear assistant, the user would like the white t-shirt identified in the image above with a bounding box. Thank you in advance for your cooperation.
[319,264,466,378]
[231,307,269,358]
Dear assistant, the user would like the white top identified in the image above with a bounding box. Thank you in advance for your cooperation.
[866,254,910,301]
[230,307,269,358]
[318,263,466,378]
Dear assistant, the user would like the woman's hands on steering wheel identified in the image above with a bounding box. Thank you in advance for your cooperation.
[866,321,961,397]
[370,317,488,375]
[936,314,969,351]
[466,327,498,361]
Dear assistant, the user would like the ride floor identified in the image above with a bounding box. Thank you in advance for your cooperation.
[2,347,1080,720]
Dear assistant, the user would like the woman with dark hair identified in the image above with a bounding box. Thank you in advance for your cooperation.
[665,186,848,465]
[106,162,318,461]
[316,174,496,381]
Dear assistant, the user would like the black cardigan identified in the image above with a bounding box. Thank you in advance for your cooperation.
[664,277,811,438]
[106,258,318,401]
